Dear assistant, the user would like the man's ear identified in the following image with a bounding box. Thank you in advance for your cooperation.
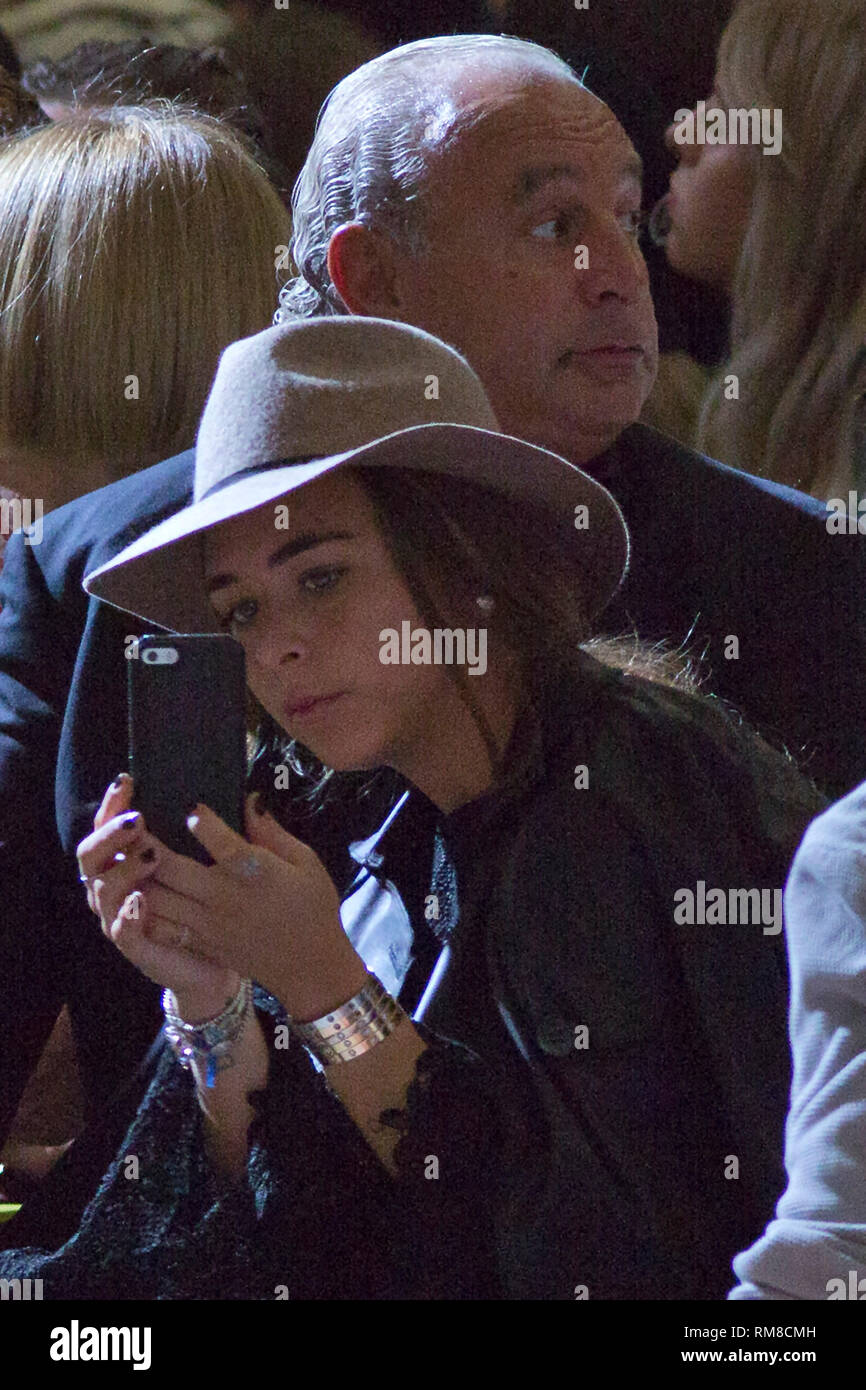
[327,222,407,317]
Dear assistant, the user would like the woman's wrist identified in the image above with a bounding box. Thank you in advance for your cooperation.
[169,971,243,1026]
[278,951,370,1026]
[170,946,371,1030]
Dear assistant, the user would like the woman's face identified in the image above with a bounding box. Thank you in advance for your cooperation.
[202,468,466,776]
[661,79,756,291]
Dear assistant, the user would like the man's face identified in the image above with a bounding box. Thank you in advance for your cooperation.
[392,77,658,464]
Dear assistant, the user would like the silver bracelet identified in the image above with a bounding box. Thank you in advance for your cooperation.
[290,972,408,1066]
[162,978,253,1087]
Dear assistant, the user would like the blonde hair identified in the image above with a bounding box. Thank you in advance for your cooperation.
[0,101,290,482]
[696,0,866,500]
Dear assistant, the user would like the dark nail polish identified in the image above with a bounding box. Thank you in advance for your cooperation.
[112,773,131,789]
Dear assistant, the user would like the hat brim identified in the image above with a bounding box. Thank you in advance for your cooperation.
[84,422,629,633]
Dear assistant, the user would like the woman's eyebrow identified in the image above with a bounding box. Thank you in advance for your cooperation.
[205,529,355,595]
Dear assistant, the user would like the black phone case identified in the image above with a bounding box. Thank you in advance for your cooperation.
[128,634,247,864]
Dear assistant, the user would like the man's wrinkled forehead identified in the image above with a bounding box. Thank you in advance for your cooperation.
[433,75,641,194]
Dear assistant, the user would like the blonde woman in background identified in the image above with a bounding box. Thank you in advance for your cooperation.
[0,57,41,584]
[0,98,290,1198]
[643,0,866,503]
[0,101,291,514]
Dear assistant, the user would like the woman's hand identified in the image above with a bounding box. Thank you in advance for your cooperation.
[77,776,367,1024]
[179,794,368,1022]
[76,775,240,1020]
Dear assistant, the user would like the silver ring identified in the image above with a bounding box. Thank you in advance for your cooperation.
[233,853,262,880]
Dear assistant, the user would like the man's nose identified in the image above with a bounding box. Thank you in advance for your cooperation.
[574,221,648,304]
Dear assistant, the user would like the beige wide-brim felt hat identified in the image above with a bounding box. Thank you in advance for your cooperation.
[84,316,630,632]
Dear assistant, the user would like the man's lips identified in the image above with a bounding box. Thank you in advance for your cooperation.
[559,344,647,366]
[284,692,346,720]
[579,345,645,356]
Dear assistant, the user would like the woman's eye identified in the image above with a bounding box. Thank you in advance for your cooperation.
[621,209,648,238]
[300,565,346,595]
[218,597,258,632]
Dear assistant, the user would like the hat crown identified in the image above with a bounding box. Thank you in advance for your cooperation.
[194,316,500,501]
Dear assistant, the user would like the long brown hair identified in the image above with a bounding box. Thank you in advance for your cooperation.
[248,465,706,806]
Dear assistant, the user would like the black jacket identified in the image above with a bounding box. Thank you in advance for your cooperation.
[0,652,823,1299]
[0,425,859,1144]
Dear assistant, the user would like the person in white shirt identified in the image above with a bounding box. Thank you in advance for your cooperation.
[730,781,866,1300]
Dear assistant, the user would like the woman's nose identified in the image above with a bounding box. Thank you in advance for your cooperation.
[665,108,700,164]
[248,615,307,669]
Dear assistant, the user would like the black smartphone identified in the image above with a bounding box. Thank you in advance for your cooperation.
[128,634,247,864]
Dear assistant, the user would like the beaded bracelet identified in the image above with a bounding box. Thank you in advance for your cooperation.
[162,978,253,1087]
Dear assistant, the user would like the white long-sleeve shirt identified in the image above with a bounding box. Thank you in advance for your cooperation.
[730,780,866,1300]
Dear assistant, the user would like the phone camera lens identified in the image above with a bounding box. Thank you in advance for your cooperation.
[142,646,179,665]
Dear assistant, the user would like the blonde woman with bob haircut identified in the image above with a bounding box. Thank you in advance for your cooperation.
[0,102,290,1173]
[0,101,291,511]
[650,0,866,501]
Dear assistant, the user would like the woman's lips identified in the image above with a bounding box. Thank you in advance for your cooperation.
[284,692,346,721]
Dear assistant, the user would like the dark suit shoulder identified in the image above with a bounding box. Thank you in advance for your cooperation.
[622,423,830,520]
[34,449,195,593]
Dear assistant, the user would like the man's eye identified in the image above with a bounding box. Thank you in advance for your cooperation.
[530,212,578,240]
[531,210,646,242]
[300,565,346,595]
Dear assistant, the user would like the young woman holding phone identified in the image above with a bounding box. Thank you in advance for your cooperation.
[0,317,822,1301]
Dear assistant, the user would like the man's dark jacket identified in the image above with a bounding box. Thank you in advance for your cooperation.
[0,424,862,1143]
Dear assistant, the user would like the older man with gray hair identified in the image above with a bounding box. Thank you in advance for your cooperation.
[279,33,864,800]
